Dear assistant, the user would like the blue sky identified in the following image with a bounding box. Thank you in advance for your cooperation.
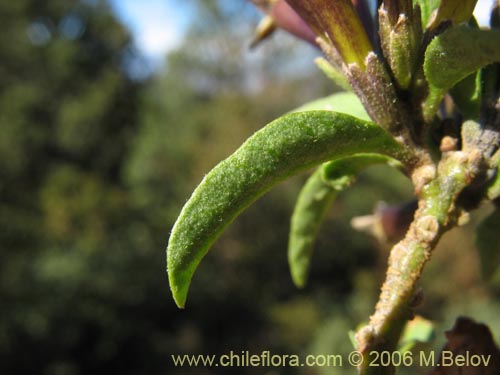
[109,0,191,61]
[109,0,496,66]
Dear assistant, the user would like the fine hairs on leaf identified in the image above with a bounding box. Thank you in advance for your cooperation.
[167,110,413,308]
[422,26,500,122]
[166,1,500,374]
[424,27,500,91]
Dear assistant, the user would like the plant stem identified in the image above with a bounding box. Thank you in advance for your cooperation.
[355,204,445,375]
[354,150,482,375]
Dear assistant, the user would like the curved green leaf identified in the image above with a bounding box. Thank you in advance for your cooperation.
[288,153,401,288]
[288,168,337,289]
[424,27,500,91]
[167,111,414,307]
[476,206,500,280]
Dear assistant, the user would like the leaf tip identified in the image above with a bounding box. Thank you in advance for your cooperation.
[169,270,189,309]
[289,259,309,289]
[167,243,192,309]
[291,274,307,289]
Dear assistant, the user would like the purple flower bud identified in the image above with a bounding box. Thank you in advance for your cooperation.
[270,0,317,45]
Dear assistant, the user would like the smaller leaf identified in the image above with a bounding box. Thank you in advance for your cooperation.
[288,167,337,288]
[421,85,446,123]
[288,154,401,288]
[314,57,352,92]
[398,316,435,353]
[292,92,369,121]
[424,26,500,91]
[423,26,500,122]
[476,207,500,280]
[450,70,482,120]
[322,154,403,187]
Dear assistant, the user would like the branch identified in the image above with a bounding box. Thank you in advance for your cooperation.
[355,149,483,375]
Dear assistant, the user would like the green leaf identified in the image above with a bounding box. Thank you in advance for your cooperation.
[421,85,446,123]
[476,207,500,280]
[322,153,404,186]
[288,153,401,288]
[450,70,482,120]
[288,168,337,289]
[292,92,369,121]
[424,27,500,91]
[423,26,500,121]
[398,316,435,352]
[167,111,413,308]
[314,57,352,92]
[414,0,441,28]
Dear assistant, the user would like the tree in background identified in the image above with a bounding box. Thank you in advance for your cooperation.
[2,0,369,374]
[0,0,145,373]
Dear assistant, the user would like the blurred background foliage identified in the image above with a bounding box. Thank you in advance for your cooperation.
[0,0,499,374]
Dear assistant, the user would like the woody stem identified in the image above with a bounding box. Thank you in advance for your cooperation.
[355,149,481,375]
